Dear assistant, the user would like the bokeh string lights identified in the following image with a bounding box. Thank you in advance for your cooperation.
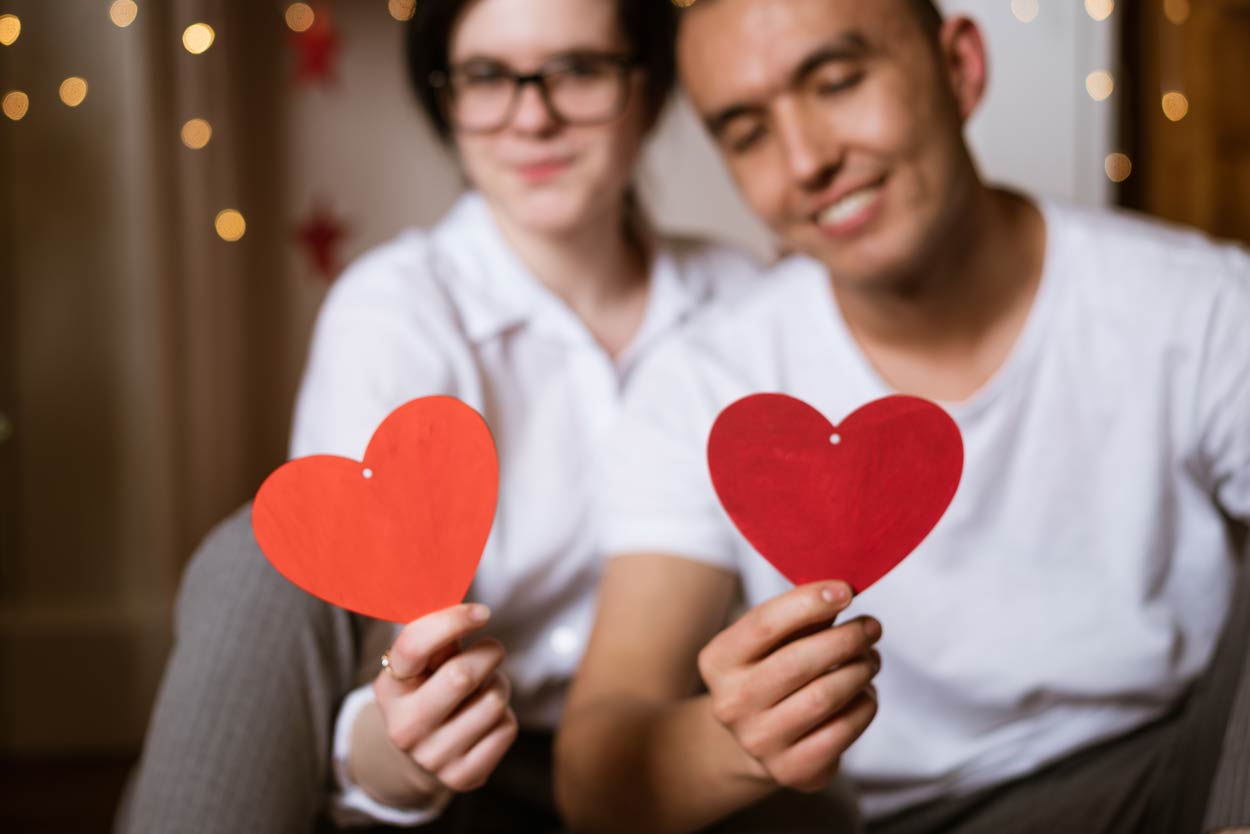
[0,2,1204,239]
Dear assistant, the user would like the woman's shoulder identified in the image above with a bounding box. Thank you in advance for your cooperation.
[316,227,484,344]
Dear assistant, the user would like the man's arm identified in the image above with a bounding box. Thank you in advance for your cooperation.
[555,554,880,834]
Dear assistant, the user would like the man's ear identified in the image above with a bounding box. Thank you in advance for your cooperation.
[939,16,989,122]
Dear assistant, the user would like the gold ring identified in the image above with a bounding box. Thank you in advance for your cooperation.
[380,650,417,682]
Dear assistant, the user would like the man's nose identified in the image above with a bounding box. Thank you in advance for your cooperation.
[774,100,840,191]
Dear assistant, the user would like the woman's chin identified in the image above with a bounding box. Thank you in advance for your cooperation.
[495,188,601,237]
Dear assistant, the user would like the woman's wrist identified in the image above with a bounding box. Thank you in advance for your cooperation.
[349,697,450,809]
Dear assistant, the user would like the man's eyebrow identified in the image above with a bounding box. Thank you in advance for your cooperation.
[791,33,870,84]
[702,34,871,137]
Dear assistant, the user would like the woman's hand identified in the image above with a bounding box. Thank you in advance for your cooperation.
[353,603,519,806]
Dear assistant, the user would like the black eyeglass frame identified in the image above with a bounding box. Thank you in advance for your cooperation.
[428,53,640,134]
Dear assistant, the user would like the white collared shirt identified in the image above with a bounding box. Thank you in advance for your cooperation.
[289,192,760,824]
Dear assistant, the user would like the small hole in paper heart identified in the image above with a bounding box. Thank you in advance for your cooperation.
[830,433,842,445]
[362,468,373,479]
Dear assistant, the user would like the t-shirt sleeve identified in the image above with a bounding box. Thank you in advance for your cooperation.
[1197,247,1250,528]
[600,338,740,570]
[288,254,456,461]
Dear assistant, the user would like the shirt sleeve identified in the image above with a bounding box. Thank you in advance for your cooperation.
[328,685,453,828]
[600,336,741,569]
[1197,247,1250,529]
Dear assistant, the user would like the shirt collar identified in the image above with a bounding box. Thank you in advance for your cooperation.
[429,190,701,355]
[429,192,538,343]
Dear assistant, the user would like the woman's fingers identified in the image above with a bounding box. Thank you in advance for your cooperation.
[380,638,507,751]
[381,603,492,683]
[412,670,513,774]
[435,711,520,793]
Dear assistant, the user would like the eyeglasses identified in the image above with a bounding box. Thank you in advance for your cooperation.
[430,52,638,134]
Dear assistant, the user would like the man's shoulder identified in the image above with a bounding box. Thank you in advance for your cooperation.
[658,233,768,303]
[1048,200,1250,297]
[675,254,829,351]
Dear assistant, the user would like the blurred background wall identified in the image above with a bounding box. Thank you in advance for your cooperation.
[0,0,1247,828]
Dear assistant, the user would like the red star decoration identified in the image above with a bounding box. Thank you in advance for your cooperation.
[296,205,349,280]
[291,9,340,86]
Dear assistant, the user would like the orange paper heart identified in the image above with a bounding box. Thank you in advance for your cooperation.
[253,396,498,623]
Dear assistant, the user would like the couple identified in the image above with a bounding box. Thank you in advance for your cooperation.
[120,0,1250,832]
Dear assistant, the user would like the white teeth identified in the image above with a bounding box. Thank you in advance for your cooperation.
[819,185,880,226]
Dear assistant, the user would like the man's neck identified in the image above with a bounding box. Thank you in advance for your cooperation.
[832,186,1048,401]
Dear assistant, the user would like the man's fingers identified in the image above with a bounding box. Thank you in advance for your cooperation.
[752,653,880,755]
[380,638,506,750]
[413,671,512,774]
[436,712,519,794]
[384,603,492,681]
[702,582,854,675]
[747,617,882,707]
[765,687,879,792]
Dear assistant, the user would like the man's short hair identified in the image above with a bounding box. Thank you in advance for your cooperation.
[913,0,944,34]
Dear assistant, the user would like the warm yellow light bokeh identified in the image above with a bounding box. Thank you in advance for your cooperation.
[181,118,213,149]
[59,77,89,107]
[1105,153,1132,183]
[110,0,139,29]
[0,14,20,46]
[2,91,29,121]
[1011,0,1039,24]
[671,0,697,8]
[1085,71,1114,102]
[1164,0,1191,24]
[285,3,315,33]
[388,0,417,21]
[183,23,215,55]
[215,209,247,242]
[1084,0,1114,22]
[1162,91,1189,122]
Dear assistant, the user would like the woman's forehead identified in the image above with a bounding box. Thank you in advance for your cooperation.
[451,0,626,61]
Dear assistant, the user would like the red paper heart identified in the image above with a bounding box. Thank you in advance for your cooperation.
[253,396,498,623]
[707,394,962,593]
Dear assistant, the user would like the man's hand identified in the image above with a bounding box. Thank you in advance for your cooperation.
[698,581,881,792]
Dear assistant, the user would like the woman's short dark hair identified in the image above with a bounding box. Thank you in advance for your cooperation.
[406,0,679,143]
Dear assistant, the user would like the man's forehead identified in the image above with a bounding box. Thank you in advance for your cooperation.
[678,0,907,109]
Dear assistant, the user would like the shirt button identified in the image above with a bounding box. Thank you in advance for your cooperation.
[549,625,580,656]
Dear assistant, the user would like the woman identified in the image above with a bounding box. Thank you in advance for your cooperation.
[291,0,759,828]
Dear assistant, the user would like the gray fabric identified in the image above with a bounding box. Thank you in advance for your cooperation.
[865,553,1250,834]
[116,504,364,834]
[1204,539,1250,832]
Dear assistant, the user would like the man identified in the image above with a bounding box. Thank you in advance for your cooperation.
[554,1,1250,833]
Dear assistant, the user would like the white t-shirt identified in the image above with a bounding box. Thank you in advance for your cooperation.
[602,200,1250,819]
[290,192,759,824]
